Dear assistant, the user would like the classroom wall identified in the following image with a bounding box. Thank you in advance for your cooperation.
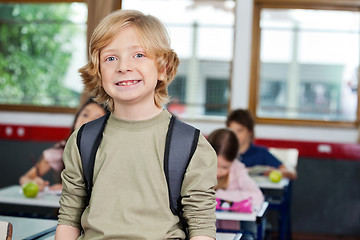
[0,140,58,189]
[291,157,360,236]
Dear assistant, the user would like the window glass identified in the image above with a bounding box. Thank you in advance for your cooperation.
[0,3,87,108]
[122,0,235,117]
[257,8,359,122]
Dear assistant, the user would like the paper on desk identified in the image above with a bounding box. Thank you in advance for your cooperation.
[43,186,62,196]
[247,165,271,176]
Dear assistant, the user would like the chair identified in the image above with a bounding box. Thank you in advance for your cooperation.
[267,147,299,240]
[268,147,299,172]
[0,221,13,240]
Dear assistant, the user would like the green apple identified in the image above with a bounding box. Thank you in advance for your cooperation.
[23,182,39,198]
[269,170,282,183]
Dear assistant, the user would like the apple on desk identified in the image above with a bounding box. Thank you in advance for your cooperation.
[22,182,39,198]
[269,170,282,183]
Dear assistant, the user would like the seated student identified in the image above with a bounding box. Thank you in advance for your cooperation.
[19,98,108,191]
[207,128,264,238]
[226,109,297,180]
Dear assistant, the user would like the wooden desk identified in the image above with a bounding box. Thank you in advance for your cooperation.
[0,185,60,208]
[0,215,57,240]
[216,201,269,240]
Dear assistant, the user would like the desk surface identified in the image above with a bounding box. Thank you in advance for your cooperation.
[216,232,242,240]
[1,215,241,240]
[216,209,257,221]
[0,185,60,208]
[251,175,289,190]
[0,215,57,240]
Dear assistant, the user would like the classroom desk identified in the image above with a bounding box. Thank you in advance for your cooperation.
[0,185,60,208]
[251,175,290,190]
[0,215,57,240]
[0,185,60,219]
[251,175,292,240]
[216,232,242,240]
[0,215,241,240]
[216,201,269,240]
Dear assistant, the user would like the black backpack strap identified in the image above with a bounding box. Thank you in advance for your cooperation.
[164,115,200,239]
[76,112,110,202]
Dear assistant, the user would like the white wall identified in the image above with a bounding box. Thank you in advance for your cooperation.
[0,0,358,143]
[0,111,74,128]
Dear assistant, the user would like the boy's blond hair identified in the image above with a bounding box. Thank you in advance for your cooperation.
[79,9,179,111]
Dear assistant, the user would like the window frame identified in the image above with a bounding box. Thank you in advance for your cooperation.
[0,0,86,113]
[249,0,360,128]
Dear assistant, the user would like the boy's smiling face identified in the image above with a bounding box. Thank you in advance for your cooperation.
[99,25,165,113]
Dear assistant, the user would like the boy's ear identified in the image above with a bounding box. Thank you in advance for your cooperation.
[158,67,166,81]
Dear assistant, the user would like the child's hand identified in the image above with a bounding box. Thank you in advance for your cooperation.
[31,177,50,191]
[49,183,62,191]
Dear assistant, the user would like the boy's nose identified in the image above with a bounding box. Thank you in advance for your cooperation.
[116,60,132,73]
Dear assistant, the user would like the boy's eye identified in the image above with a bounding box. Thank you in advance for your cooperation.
[134,53,145,58]
[106,56,117,62]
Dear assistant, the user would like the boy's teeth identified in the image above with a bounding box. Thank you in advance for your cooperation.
[119,80,138,86]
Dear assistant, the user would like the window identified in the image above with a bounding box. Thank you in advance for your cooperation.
[205,77,229,116]
[122,0,235,118]
[250,1,360,127]
[0,2,87,112]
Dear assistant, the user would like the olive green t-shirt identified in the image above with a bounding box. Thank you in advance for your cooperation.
[58,110,217,239]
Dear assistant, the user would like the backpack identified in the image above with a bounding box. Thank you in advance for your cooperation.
[76,112,200,239]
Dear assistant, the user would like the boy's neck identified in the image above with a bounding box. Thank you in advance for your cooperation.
[239,142,250,154]
[112,103,163,121]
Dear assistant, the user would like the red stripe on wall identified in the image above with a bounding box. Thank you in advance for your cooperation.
[0,124,70,142]
[1,124,360,160]
[255,139,360,161]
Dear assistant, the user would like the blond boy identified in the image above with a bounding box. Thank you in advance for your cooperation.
[55,9,217,240]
